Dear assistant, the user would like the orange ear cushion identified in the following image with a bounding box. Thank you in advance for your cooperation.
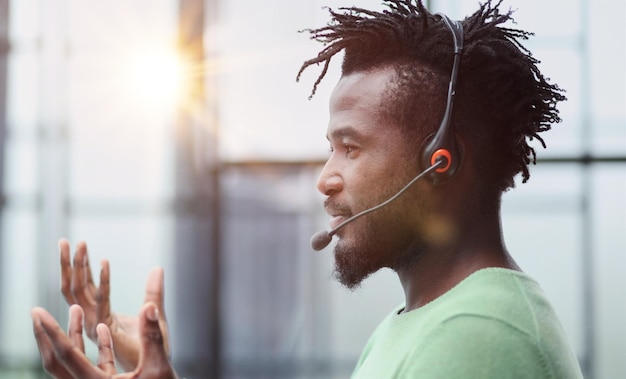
[430,149,452,173]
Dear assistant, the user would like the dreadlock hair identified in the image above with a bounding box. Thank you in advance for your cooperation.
[296,0,566,193]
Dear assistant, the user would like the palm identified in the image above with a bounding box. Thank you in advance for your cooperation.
[108,314,141,370]
[59,239,169,372]
[32,304,177,379]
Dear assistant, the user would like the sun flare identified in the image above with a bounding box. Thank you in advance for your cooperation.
[125,47,190,111]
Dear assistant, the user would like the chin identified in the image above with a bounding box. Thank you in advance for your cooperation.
[332,238,381,290]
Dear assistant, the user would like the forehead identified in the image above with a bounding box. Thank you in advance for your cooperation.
[327,66,399,139]
[330,66,396,115]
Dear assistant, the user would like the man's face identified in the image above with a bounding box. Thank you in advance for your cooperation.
[317,66,429,289]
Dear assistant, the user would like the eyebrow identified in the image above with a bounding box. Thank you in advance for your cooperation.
[327,126,361,142]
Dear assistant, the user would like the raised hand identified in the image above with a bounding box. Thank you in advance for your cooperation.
[32,303,178,379]
[58,239,170,371]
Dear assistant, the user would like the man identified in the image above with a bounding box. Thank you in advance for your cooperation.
[31,0,583,378]
[299,1,582,377]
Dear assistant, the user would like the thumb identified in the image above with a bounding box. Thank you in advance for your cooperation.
[136,302,174,378]
[144,267,170,355]
[144,267,164,309]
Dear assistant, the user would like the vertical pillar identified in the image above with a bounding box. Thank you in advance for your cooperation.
[578,0,594,376]
[36,0,70,320]
[0,0,9,344]
[173,0,222,378]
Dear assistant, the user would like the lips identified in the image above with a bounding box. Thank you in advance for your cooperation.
[324,199,352,231]
[329,215,347,230]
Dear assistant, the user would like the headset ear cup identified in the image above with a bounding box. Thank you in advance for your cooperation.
[430,149,453,173]
[419,132,461,185]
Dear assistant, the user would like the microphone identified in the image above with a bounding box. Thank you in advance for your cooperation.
[310,160,443,251]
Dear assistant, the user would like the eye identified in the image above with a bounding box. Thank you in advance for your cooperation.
[327,140,359,158]
[343,143,358,157]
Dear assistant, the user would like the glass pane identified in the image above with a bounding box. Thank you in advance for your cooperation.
[215,0,382,162]
[0,210,38,360]
[68,213,173,315]
[8,0,40,42]
[3,137,38,196]
[508,0,582,38]
[531,47,584,158]
[589,1,626,155]
[66,0,178,200]
[6,52,39,131]
[591,165,626,379]
[68,121,174,200]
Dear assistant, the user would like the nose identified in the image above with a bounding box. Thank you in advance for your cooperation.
[316,159,343,196]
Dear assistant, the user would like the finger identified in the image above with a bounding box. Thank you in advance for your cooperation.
[96,323,117,374]
[144,267,170,355]
[32,308,106,379]
[143,267,164,312]
[34,307,107,379]
[71,242,96,307]
[60,239,76,305]
[32,307,73,378]
[82,242,98,295]
[96,260,112,325]
[67,305,85,354]
[136,303,173,377]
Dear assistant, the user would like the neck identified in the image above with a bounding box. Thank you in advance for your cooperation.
[396,205,519,313]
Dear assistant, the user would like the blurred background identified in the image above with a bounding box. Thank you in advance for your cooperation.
[0,0,624,378]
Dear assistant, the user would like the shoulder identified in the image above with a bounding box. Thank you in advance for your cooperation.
[354,269,583,378]
[405,269,583,378]
[408,313,553,378]
[433,268,550,336]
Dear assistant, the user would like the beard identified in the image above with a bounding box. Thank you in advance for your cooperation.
[332,240,375,290]
[330,189,429,290]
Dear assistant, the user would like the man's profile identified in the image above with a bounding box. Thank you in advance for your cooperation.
[298,0,582,377]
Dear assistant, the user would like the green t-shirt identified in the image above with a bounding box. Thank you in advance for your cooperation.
[351,268,583,378]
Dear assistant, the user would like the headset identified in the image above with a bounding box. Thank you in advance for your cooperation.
[311,13,465,251]
[420,13,464,185]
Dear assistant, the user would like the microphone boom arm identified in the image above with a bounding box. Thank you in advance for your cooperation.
[310,160,443,251]
[327,160,442,237]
